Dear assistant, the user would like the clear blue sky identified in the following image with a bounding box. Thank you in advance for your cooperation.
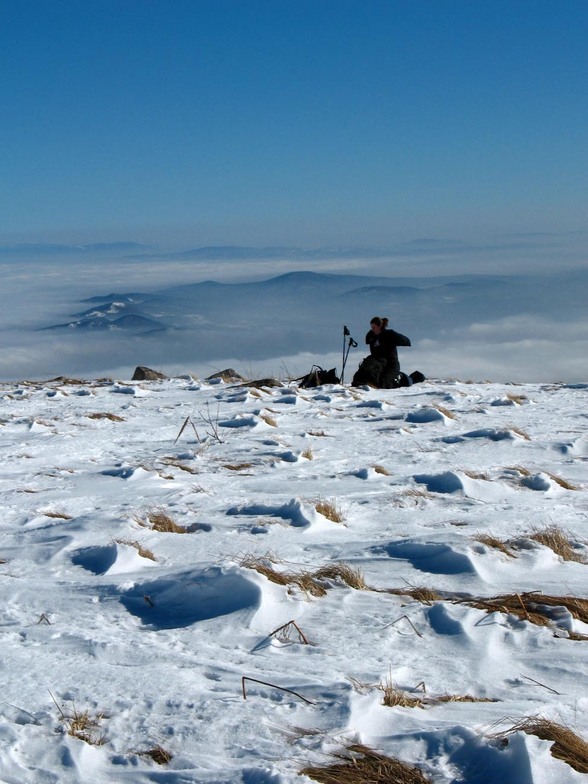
[2,0,587,249]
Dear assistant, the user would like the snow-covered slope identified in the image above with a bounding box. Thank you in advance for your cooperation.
[1,375,587,783]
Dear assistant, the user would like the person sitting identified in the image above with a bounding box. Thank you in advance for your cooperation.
[352,316,425,388]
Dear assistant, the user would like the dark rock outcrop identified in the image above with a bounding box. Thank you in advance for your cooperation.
[206,369,246,383]
[131,366,167,381]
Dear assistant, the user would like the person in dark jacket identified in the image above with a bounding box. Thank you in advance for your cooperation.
[352,316,424,388]
[365,316,410,375]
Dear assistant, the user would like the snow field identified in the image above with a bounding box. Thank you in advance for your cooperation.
[0,376,586,783]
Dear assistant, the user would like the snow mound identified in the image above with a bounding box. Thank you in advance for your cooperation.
[121,566,260,628]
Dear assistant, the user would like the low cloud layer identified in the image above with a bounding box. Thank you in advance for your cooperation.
[0,254,586,383]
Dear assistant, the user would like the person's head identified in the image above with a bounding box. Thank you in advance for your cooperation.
[370,316,388,334]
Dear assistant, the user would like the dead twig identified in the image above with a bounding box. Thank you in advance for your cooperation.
[521,674,561,695]
[384,614,423,637]
[198,403,224,443]
[173,416,201,445]
[1,702,40,725]
[516,592,531,621]
[241,676,315,704]
[268,620,310,645]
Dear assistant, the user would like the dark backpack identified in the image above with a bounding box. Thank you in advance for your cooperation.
[297,365,340,388]
[352,357,426,389]
[351,356,387,387]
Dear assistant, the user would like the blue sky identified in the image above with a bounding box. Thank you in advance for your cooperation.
[2,0,588,250]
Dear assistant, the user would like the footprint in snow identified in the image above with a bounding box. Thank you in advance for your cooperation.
[405,407,447,424]
[462,428,521,441]
[374,541,476,575]
[100,465,154,480]
[72,544,118,574]
[120,567,260,629]
[413,470,515,502]
[72,542,158,575]
[218,415,257,428]
[425,603,465,636]
[226,498,310,527]
[558,435,588,456]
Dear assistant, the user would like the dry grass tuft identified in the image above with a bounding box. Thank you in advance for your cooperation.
[50,692,106,746]
[388,585,442,605]
[135,506,187,534]
[223,462,254,471]
[529,525,586,562]
[508,425,531,440]
[543,471,580,491]
[382,582,587,639]
[465,591,588,629]
[239,556,326,597]
[507,464,532,476]
[295,571,328,597]
[239,555,289,584]
[379,680,424,709]
[436,693,497,704]
[302,447,314,460]
[383,587,588,639]
[315,498,344,523]
[41,509,73,520]
[366,677,497,708]
[409,586,442,604]
[433,404,456,419]
[463,469,489,481]
[505,392,528,404]
[141,745,173,765]
[474,533,517,558]
[260,413,278,427]
[301,743,432,784]
[240,557,369,596]
[313,562,368,590]
[160,457,199,474]
[115,538,156,561]
[66,710,106,745]
[507,465,578,488]
[501,717,588,773]
[87,412,125,421]
[393,488,433,507]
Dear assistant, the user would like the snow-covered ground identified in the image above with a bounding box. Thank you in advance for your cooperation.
[1,373,586,783]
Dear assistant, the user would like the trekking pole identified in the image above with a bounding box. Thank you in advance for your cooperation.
[341,326,358,384]
[341,326,348,382]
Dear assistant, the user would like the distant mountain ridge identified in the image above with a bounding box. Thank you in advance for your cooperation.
[41,270,588,377]
[0,242,150,256]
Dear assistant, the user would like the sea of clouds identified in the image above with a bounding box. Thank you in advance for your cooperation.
[0,238,586,383]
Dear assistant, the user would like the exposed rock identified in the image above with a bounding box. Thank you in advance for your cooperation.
[47,376,88,385]
[240,378,283,388]
[131,366,167,381]
[206,369,246,383]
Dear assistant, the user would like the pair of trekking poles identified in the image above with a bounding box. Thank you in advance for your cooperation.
[341,325,358,384]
